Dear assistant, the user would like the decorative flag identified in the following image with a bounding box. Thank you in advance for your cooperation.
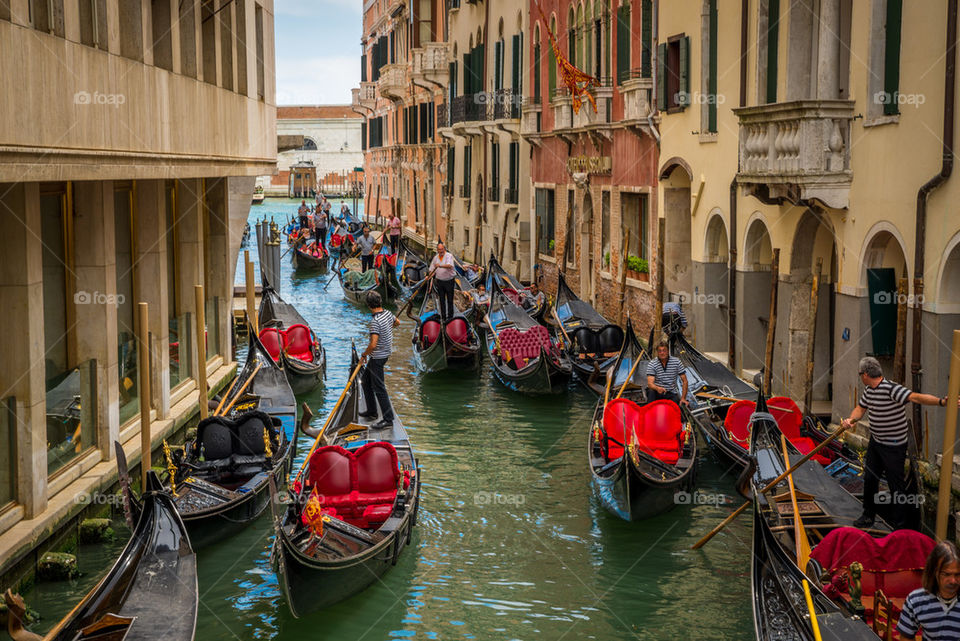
[536,1,600,114]
[301,492,325,537]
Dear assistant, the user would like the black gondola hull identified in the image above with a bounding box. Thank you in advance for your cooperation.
[484,332,572,393]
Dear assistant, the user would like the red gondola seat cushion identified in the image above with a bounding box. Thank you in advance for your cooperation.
[284,324,314,362]
[723,400,756,450]
[769,396,831,465]
[306,442,401,529]
[636,400,684,465]
[259,328,284,361]
[421,319,441,347]
[602,398,644,461]
[445,318,470,345]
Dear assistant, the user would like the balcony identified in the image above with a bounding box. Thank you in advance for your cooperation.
[734,100,855,209]
[487,185,500,202]
[459,183,472,199]
[521,99,542,140]
[412,42,449,88]
[503,187,519,205]
[378,63,407,101]
[449,94,486,127]
[621,74,654,123]
[492,89,522,120]
[551,88,573,130]
[358,81,377,109]
[573,83,613,129]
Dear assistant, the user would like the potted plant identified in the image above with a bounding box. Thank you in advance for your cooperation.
[625,255,649,282]
[604,251,611,268]
[547,239,555,255]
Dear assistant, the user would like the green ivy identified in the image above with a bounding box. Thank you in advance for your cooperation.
[603,251,611,266]
[626,255,649,273]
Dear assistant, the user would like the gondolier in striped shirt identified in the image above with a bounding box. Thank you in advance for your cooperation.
[898,541,960,640]
[841,356,958,529]
[359,291,400,429]
[646,341,689,406]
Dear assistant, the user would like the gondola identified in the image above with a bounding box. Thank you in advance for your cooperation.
[748,391,935,640]
[553,272,624,394]
[485,253,547,323]
[129,323,298,549]
[4,470,198,641]
[484,279,572,394]
[409,289,481,372]
[258,287,327,394]
[587,320,697,520]
[375,247,407,304]
[337,257,382,306]
[291,236,329,272]
[270,350,421,617]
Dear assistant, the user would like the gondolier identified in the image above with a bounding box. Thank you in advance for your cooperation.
[646,341,689,406]
[429,241,456,320]
[662,301,687,336]
[841,356,957,529]
[297,200,309,230]
[315,207,328,250]
[387,211,402,254]
[359,291,399,429]
[898,541,960,640]
[358,225,378,272]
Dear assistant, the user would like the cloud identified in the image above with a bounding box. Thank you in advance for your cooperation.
[276,55,360,105]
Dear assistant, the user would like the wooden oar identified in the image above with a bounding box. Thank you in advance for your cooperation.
[213,371,241,416]
[690,422,850,550]
[603,366,615,407]
[551,307,572,347]
[294,361,364,484]
[695,391,801,413]
[217,362,262,416]
[802,580,825,641]
[398,273,435,318]
[614,354,645,400]
[781,434,811,571]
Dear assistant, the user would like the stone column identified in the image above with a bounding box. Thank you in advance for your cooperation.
[0,183,47,517]
[133,180,171,417]
[175,179,204,379]
[203,178,232,359]
[73,181,120,459]
[817,0,841,100]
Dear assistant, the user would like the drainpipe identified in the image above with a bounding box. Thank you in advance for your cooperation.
[645,0,660,145]
[728,0,748,372]
[912,0,957,448]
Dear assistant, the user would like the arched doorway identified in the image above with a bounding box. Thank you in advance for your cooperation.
[787,210,838,412]
[740,216,773,371]
[859,227,909,378]
[660,160,693,301]
[697,212,728,352]
[581,190,595,301]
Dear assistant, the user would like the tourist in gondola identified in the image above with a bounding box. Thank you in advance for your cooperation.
[897,541,960,640]
[387,210,402,254]
[359,291,399,429]
[428,241,456,320]
[358,225,378,272]
[315,205,328,250]
[646,341,689,406]
[523,281,545,314]
[841,356,958,529]
[472,282,490,308]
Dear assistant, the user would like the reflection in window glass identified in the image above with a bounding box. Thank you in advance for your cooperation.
[165,183,188,388]
[115,189,139,425]
[1,399,14,508]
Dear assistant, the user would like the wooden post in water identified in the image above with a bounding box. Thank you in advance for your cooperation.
[936,330,960,540]
[618,228,631,327]
[499,213,510,262]
[137,302,152,489]
[244,250,257,335]
[894,278,908,383]
[195,285,208,420]
[803,258,822,413]
[654,217,665,330]
[763,248,780,396]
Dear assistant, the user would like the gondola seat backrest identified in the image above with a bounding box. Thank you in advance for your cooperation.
[235,415,268,456]
[307,442,400,529]
[723,400,756,450]
[501,287,523,306]
[574,327,600,355]
[499,326,553,363]
[636,400,684,465]
[810,527,935,625]
[768,396,832,465]
[259,328,284,362]
[445,318,470,345]
[597,326,625,355]
[421,319,442,347]
[602,398,644,460]
[308,446,354,511]
[284,324,314,362]
[198,418,233,462]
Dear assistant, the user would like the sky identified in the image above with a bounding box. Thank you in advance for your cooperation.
[274,0,362,105]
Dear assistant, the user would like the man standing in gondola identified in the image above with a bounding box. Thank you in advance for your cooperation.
[646,341,689,406]
[428,241,456,320]
[841,356,957,530]
[297,199,309,231]
[359,291,400,430]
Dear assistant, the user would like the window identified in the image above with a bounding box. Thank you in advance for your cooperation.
[236,0,248,94]
[565,189,575,265]
[621,192,648,263]
[418,0,433,45]
[151,0,173,71]
[536,187,555,256]
[119,0,144,62]
[449,60,458,101]
[490,142,500,200]
[202,0,217,84]
[180,0,198,78]
[508,141,519,201]
[447,144,456,190]
[534,37,542,101]
[512,33,523,95]
[601,190,610,268]
[568,8,576,66]
[166,182,189,390]
[641,0,653,78]
[584,1,592,76]
[300,138,318,151]
[79,0,107,49]
[657,35,690,111]
[549,17,558,95]
[615,3,630,83]
[871,0,902,116]
[494,38,504,92]
[114,186,140,426]
[30,0,64,36]
[758,0,780,104]
[701,0,718,133]
[462,143,472,197]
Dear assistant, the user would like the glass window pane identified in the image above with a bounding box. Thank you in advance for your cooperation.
[47,360,97,476]
[40,193,68,380]
[165,184,185,388]
[1,398,14,508]
[114,189,139,425]
[601,191,611,264]
[622,192,641,260]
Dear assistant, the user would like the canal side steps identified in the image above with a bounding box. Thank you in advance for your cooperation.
[0,360,238,592]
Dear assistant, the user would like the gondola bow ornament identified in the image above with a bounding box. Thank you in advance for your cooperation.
[535,1,599,114]
[301,492,325,537]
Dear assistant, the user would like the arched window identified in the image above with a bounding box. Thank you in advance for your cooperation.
[576,3,584,71]
[549,16,558,96]
[300,137,318,151]
[534,25,542,101]
[584,0,592,76]
[567,7,576,66]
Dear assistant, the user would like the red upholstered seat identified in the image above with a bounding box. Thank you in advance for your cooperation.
[603,398,643,460]
[637,400,684,465]
[284,324,314,362]
[421,319,442,347]
[769,396,832,465]
[445,318,470,345]
[723,400,755,450]
[501,287,523,305]
[259,328,284,361]
[305,442,400,530]
[498,325,554,363]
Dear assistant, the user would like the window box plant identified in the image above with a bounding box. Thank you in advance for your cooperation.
[625,255,649,282]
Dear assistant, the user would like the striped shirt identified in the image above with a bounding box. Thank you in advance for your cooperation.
[369,310,396,359]
[662,302,688,328]
[858,378,912,446]
[898,588,960,640]
[646,357,686,394]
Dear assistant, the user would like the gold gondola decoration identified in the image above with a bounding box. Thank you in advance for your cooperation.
[162,440,178,497]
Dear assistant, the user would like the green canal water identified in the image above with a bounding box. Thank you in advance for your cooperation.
[24,199,754,640]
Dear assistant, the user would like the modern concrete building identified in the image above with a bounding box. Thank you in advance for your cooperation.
[354,0,447,249]
[656,1,960,452]
[438,0,533,280]
[262,105,364,197]
[0,0,276,578]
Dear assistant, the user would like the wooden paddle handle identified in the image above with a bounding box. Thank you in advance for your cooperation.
[615,355,645,400]
[295,361,364,483]
[691,423,848,550]
[213,372,241,416]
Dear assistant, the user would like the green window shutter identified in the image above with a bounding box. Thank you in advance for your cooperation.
[447,145,455,185]
[883,0,902,115]
[678,36,690,109]
[512,34,522,91]
[708,0,717,131]
[495,40,502,91]
[549,42,557,96]
[476,43,485,93]
[585,20,592,75]
[509,142,518,190]
[463,51,471,95]
[766,0,779,103]
[534,44,542,99]
[616,5,630,83]
[657,42,667,110]
[449,61,457,100]
[641,0,652,78]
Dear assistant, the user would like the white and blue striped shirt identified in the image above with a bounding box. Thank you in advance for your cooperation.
[646,357,686,394]
[858,379,912,446]
[898,588,960,640]
[369,310,396,359]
